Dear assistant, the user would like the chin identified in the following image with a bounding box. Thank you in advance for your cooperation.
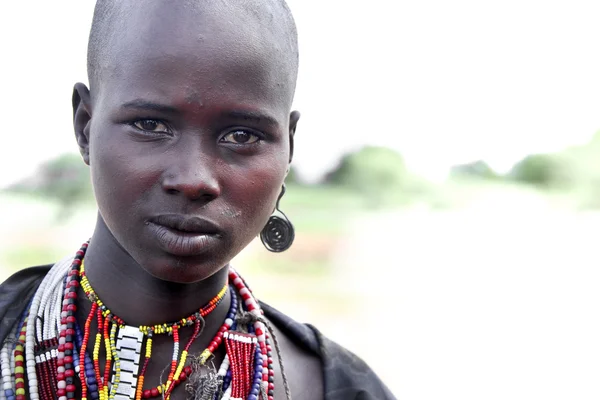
[142,256,226,284]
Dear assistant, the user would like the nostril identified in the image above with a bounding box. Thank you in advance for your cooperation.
[161,170,220,201]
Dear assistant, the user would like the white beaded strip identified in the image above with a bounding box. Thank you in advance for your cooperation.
[25,256,73,400]
[36,258,70,342]
[111,325,144,400]
[42,283,58,341]
[217,354,230,378]
[8,347,15,392]
[51,279,64,340]
[0,323,18,399]
[34,269,56,343]
[44,279,64,341]
[41,291,53,342]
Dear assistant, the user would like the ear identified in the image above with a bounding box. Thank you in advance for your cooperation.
[288,110,300,164]
[72,82,93,165]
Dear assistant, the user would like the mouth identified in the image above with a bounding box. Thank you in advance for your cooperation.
[150,214,220,234]
[147,214,222,256]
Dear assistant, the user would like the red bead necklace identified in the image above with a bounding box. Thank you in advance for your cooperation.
[54,242,231,400]
[45,241,279,400]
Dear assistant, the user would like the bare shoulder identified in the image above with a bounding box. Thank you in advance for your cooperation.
[268,320,324,400]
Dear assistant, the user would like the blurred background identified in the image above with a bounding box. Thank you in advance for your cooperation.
[2,1,600,398]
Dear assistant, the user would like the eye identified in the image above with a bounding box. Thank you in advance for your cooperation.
[132,119,171,134]
[221,130,261,145]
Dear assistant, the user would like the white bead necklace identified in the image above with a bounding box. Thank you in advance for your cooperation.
[24,256,73,400]
[0,323,18,399]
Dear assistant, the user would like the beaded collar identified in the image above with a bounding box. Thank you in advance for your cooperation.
[0,242,287,400]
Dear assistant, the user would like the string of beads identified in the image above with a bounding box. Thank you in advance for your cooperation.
[0,242,277,400]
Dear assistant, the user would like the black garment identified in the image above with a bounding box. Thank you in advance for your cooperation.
[0,266,395,400]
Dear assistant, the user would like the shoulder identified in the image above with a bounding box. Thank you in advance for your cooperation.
[261,302,323,399]
[315,330,396,399]
[262,302,396,400]
[0,264,52,344]
[0,264,52,295]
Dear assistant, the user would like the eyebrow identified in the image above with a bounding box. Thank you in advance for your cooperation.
[224,110,280,127]
[120,100,179,114]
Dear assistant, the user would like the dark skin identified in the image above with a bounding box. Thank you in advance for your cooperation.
[72,2,322,399]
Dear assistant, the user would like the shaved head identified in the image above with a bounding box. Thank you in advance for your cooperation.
[87,0,299,101]
[74,0,303,284]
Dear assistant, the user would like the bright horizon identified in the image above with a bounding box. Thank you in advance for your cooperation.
[1,0,599,187]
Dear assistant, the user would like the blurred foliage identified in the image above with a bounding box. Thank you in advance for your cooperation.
[503,131,600,208]
[324,146,406,188]
[508,153,564,187]
[450,160,499,180]
[8,153,93,218]
[323,146,414,208]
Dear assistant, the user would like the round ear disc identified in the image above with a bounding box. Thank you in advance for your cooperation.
[260,215,295,252]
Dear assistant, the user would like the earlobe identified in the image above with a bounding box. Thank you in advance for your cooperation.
[288,110,300,163]
[72,82,92,165]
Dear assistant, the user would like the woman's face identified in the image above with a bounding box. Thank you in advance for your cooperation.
[75,4,298,283]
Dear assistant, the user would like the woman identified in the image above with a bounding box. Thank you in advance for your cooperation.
[0,1,394,399]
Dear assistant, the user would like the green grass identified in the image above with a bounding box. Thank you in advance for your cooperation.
[282,184,418,234]
[282,184,366,210]
[244,256,331,277]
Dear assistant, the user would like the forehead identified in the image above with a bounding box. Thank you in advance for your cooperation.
[95,2,293,115]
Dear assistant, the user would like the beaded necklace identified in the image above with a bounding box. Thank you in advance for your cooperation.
[0,243,283,400]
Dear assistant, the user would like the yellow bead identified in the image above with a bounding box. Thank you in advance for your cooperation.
[199,349,211,365]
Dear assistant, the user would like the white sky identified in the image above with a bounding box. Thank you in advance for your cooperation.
[1,0,599,186]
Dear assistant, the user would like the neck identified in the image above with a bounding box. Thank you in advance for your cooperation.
[81,214,231,327]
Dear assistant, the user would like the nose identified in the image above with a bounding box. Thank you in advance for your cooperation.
[161,155,221,202]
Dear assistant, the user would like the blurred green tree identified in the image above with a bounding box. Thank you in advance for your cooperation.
[9,153,93,217]
[508,154,562,187]
[450,160,498,180]
[324,146,407,207]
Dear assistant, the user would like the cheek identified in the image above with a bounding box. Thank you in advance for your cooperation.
[225,160,286,228]
[89,132,161,212]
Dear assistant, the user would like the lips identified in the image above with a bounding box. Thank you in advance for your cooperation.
[147,214,222,256]
[150,214,220,234]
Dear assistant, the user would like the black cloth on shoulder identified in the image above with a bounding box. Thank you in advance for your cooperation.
[0,266,396,400]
